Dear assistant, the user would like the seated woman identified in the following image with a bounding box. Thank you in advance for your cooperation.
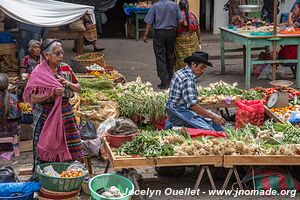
[20,39,41,75]
[0,73,21,139]
[278,3,300,77]
[23,39,83,172]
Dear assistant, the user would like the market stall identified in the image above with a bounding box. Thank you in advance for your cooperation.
[220,27,300,89]
[123,2,152,40]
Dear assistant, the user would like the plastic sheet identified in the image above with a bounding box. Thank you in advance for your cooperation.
[0,182,40,197]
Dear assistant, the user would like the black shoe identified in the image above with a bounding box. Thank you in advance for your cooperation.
[157,84,169,89]
[94,48,105,52]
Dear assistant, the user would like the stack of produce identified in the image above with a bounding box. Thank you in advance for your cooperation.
[270,105,300,122]
[78,77,114,106]
[197,81,262,104]
[225,121,300,155]
[115,121,300,158]
[105,77,168,121]
[253,87,300,104]
[18,102,32,113]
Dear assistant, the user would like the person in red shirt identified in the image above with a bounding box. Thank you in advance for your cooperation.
[19,40,41,76]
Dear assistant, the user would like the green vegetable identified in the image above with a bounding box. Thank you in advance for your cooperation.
[106,77,168,120]
[118,130,182,157]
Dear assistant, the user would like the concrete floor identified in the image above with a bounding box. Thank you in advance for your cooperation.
[2,35,298,200]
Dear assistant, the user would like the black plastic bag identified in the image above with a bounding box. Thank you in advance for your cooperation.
[79,116,97,140]
[0,166,16,183]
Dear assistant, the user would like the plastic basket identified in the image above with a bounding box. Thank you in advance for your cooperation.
[37,163,87,192]
[20,113,33,124]
[74,52,106,67]
[89,174,134,200]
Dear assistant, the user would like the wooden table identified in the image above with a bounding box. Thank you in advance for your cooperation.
[125,11,148,40]
[220,27,300,89]
[222,155,300,190]
[12,30,84,54]
[199,101,236,109]
[103,137,222,199]
[46,30,84,54]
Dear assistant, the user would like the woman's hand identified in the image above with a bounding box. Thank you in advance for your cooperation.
[289,12,294,20]
[54,88,64,96]
[58,77,69,86]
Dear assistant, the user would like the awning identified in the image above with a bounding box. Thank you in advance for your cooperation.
[0,0,94,27]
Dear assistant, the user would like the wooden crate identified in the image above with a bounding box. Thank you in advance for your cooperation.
[223,155,300,168]
[103,137,223,170]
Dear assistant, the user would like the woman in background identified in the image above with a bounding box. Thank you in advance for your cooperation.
[174,0,201,71]
[20,40,41,75]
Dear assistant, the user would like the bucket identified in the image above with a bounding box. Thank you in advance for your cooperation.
[89,174,134,200]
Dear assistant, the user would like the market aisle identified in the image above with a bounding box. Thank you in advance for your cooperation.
[62,37,294,90]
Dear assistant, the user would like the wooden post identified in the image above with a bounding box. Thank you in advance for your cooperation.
[272,0,278,80]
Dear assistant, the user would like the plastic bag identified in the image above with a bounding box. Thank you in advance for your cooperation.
[235,100,264,129]
[108,117,139,135]
[0,182,40,197]
[258,64,272,80]
[67,161,88,175]
[0,166,16,183]
[289,112,300,124]
[97,117,116,136]
[0,152,14,161]
[81,138,102,157]
[79,116,97,140]
[42,165,60,177]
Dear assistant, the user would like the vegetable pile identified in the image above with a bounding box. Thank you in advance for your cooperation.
[116,121,300,158]
[78,77,114,105]
[118,130,183,157]
[197,81,262,104]
[225,121,300,155]
[105,77,168,120]
[270,105,300,122]
[254,87,300,104]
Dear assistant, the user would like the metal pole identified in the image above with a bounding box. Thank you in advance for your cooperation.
[272,0,278,80]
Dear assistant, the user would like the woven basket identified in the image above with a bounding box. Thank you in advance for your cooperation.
[74,52,106,67]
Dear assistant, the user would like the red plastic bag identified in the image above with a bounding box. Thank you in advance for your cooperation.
[235,100,264,129]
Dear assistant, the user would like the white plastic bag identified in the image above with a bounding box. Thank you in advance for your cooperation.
[258,64,272,80]
[43,165,60,177]
[67,161,88,175]
[97,117,116,136]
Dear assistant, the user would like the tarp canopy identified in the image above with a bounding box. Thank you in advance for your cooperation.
[0,0,94,27]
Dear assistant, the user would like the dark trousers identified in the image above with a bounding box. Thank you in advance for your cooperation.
[153,29,176,85]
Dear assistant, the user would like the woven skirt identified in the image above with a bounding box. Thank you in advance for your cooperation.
[174,31,200,71]
[35,99,83,162]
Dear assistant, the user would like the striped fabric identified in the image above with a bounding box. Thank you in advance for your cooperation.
[59,63,78,99]
[174,31,200,71]
[41,99,83,160]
